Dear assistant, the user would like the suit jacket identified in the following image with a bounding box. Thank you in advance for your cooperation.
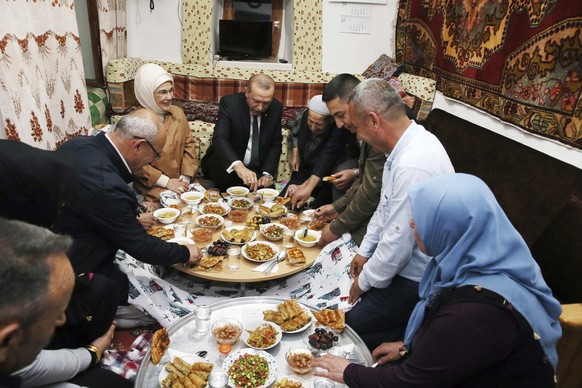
[202,92,283,176]
[0,140,73,228]
[53,132,189,302]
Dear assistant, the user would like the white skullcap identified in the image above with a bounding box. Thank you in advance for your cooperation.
[308,95,330,116]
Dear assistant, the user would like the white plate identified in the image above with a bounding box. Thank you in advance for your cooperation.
[279,307,314,334]
[198,201,231,216]
[259,223,287,241]
[255,203,288,218]
[227,197,254,210]
[242,241,279,263]
[220,226,258,245]
[223,348,278,388]
[303,327,342,355]
[242,320,282,350]
[158,354,207,385]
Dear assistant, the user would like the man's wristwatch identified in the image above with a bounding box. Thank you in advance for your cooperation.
[85,344,102,366]
[353,168,359,177]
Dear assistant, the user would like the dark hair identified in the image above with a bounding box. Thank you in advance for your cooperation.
[322,74,361,103]
[0,217,72,327]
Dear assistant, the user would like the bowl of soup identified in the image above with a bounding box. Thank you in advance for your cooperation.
[180,191,204,205]
[227,186,250,197]
[294,229,321,248]
[153,208,180,224]
[257,188,279,203]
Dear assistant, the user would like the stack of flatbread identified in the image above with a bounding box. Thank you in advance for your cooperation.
[222,227,255,244]
[286,247,306,265]
[263,299,311,332]
[161,357,214,388]
[313,308,346,332]
[147,226,175,241]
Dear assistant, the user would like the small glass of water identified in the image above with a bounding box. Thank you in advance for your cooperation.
[207,188,221,202]
[208,370,228,388]
[227,247,241,271]
[282,227,295,248]
[173,222,189,238]
[194,305,212,335]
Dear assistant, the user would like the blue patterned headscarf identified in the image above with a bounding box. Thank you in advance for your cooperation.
[404,173,562,370]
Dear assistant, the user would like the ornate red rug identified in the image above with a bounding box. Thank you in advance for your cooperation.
[396,0,582,149]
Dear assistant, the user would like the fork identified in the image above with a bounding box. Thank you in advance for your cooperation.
[262,250,287,275]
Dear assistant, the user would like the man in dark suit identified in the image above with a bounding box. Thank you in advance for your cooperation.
[53,108,203,329]
[201,74,283,191]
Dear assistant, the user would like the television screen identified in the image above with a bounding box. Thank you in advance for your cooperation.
[218,20,273,59]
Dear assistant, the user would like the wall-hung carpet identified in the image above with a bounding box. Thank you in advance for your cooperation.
[396,0,582,149]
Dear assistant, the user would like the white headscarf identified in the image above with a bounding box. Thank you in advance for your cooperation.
[134,63,173,116]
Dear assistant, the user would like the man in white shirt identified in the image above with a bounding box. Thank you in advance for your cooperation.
[346,78,454,350]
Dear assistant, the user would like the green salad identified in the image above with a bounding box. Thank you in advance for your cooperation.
[228,353,269,388]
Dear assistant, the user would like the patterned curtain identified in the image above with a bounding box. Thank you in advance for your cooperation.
[0,0,90,149]
[98,0,127,79]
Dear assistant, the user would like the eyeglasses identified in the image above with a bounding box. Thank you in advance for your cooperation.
[133,136,161,160]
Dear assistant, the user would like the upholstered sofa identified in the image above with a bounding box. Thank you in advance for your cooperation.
[425,109,582,387]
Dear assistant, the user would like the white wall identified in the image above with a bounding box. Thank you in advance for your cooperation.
[125,0,581,169]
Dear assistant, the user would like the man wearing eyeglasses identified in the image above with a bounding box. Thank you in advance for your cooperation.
[53,108,204,328]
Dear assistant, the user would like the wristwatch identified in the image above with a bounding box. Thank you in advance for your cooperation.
[85,344,102,366]
[353,168,360,177]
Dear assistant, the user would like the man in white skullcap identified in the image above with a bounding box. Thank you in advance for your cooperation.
[282,95,353,209]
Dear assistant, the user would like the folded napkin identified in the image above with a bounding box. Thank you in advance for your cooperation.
[160,190,180,208]
[188,183,206,193]
[251,259,279,274]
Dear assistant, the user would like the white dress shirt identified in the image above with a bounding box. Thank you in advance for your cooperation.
[356,121,454,292]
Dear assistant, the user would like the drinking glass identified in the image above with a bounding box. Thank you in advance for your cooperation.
[173,222,189,238]
[208,370,228,388]
[313,377,335,388]
[227,247,241,271]
[207,188,221,202]
[194,306,212,335]
[282,228,295,248]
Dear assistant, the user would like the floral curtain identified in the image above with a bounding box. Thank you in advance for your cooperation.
[0,0,90,149]
[98,0,127,80]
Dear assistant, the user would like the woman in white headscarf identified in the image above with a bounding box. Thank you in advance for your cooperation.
[133,63,198,205]
[313,173,562,387]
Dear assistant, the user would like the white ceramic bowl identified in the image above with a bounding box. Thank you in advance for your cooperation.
[259,223,286,241]
[285,346,314,374]
[211,318,243,345]
[180,191,204,205]
[167,237,195,246]
[257,188,279,202]
[242,321,282,350]
[153,208,180,224]
[195,214,225,229]
[294,229,321,248]
[226,186,250,197]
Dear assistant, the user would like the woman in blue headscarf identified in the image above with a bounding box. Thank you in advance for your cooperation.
[313,173,562,387]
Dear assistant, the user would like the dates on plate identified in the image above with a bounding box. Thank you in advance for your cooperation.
[308,328,338,350]
[207,240,230,256]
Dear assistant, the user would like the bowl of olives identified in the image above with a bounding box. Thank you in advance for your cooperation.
[303,327,340,354]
